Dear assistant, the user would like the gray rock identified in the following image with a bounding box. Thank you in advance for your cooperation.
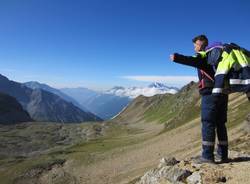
[137,164,191,184]
[158,157,179,168]
[138,168,161,184]
[186,172,202,184]
[165,166,192,183]
[190,162,202,170]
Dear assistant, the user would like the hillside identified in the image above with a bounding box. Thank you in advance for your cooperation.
[112,81,200,128]
[0,92,32,124]
[113,81,250,131]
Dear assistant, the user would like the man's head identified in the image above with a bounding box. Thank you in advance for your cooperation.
[192,35,208,52]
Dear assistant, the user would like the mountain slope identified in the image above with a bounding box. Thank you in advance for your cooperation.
[112,81,250,131]
[112,81,199,127]
[26,89,102,123]
[24,81,90,112]
[0,92,32,124]
[0,74,102,123]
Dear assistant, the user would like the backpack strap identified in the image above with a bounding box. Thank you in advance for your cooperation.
[198,70,215,89]
[200,70,214,82]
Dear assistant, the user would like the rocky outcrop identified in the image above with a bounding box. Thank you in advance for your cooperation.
[136,151,250,184]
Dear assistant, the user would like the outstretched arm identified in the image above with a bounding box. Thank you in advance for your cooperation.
[170,53,208,70]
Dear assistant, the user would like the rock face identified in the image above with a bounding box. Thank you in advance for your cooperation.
[0,92,32,124]
[136,151,250,184]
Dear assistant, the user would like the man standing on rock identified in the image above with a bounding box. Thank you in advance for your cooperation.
[169,35,229,163]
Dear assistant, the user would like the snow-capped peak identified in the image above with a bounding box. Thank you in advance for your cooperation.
[105,83,179,99]
[109,86,125,91]
[148,82,168,89]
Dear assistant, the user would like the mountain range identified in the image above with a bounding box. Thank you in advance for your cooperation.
[0,73,179,122]
[0,74,102,123]
[61,82,179,120]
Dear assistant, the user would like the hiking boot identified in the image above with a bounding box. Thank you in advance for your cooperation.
[215,154,230,163]
[191,156,215,164]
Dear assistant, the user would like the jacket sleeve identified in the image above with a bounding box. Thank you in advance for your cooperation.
[173,53,209,70]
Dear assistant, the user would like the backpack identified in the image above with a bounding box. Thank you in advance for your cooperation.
[206,42,250,69]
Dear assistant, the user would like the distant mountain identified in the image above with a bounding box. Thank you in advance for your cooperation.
[61,87,130,120]
[105,82,179,98]
[24,81,90,112]
[0,92,32,124]
[60,83,179,120]
[0,74,102,123]
[60,87,99,104]
[83,93,131,120]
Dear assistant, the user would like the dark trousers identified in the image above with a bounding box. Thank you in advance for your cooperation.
[201,94,228,160]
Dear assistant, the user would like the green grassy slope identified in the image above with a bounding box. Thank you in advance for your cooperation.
[113,81,250,131]
[113,82,200,129]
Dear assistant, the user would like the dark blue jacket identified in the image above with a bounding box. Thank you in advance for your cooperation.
[173,53,215,95]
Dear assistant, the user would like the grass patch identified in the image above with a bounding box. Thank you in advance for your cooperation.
[65,123,151,165]
[227,100,250,129]
[0,154,66,184]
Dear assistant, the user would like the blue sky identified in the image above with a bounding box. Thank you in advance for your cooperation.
[0,0,250,90]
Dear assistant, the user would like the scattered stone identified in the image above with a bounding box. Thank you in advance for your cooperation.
[139,168,161,184]
[216,176,227,183]
[158,157,179,168]
[178,160,189,168]
[190,162,202,170]
[186,172,202,184]
[137,165,191,184]
[158,166,172,177]
[165,166,192,183]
